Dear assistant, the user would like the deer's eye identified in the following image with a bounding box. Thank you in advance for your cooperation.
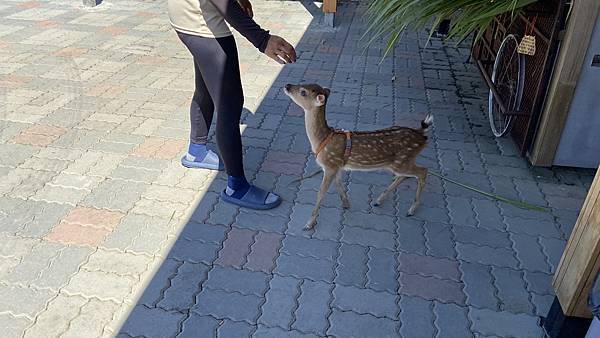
[300,90,307,97]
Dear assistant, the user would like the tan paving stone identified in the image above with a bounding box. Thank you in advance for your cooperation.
[61,206,124,230]
[45,222,111,247]
[10,132,57,146]
[132,136,186,160]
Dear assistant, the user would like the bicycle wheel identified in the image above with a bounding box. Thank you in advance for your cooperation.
[488,34,525,137]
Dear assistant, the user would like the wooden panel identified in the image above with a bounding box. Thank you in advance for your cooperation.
[553,168,600,318]
[323,0,336,13]
[529,0,600,166]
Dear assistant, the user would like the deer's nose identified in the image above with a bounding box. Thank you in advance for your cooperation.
[285,84,292,91]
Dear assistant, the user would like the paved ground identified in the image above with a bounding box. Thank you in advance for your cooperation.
[0,0,596,337]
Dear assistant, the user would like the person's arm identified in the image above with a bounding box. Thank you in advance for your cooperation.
[208,0,296,63]
[207,0,270,51]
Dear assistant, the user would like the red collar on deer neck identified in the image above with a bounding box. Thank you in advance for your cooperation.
[315,128,352,157]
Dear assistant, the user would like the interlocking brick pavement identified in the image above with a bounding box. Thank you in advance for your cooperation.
[0,0,596,337]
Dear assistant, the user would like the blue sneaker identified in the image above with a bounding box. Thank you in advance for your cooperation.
[181,150,223,170]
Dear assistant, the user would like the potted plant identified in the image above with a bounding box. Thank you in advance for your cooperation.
[364,0,539,55]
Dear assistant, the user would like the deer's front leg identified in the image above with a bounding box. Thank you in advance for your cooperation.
[305,168,336,230]
[335,171,350,209]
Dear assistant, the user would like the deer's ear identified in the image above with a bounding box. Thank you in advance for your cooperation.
[316,94,326,106]
[323,88,331,97]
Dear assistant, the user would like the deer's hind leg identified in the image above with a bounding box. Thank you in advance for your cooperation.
[374,175,407,206]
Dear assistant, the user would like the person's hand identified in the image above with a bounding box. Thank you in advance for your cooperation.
[237,0,253,18]
[264,35,297,64]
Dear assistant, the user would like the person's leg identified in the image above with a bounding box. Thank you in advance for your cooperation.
[189,61,214,146]
[179,34,221,170]
[177,33,279,208]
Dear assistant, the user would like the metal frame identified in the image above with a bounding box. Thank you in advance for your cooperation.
[471,0,569,155]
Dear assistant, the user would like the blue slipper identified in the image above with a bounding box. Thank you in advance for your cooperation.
[220,185,282,210]
[181,150,223,170]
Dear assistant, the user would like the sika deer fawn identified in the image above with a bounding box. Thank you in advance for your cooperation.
[284,83,433,230]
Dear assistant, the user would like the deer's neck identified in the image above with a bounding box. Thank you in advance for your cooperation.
[304,105,331,153]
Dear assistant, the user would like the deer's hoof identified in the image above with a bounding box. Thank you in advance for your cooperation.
[342,202,350,209]
[373,201,381,207]
[303,222,316,231]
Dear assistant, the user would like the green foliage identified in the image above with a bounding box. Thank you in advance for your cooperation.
[363,0,538,56]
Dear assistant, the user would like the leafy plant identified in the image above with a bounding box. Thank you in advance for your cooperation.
[363,0,538,56]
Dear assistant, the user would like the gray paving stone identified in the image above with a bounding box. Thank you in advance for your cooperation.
[446,196,477,226]
[253,325,317,338]
[179,222,228,244]
[82,178,147,212]
[204,266,269,296]
[512,233,551,273]
[524,271,554,295]
[258,275,301,329]
[399,272,465,305]
[178,314,218,338]
[1,199,71,238]
[500,203,555,222]
[469,308,543,338]
[293,280,332,335]
[472,199,506,231]
[335,243,368,288]
[458,262,498,310]
[491,267,533,314]
[0,313,32,338]
[539,237,566,273]
[399,296,435,338]
[158,261,209,312]
[504,217,562,239]
[333,284,398,319]
[343,211,396,233]
[328,308,398,338]
[366,247,398,293]
[342,226,395,250]
[236,209,288,233]
[531,293,555,317]
[120,305,185,338]
[397,218,427,254]
[452,225,511,248]
[218,320,254,338]
[168,237,220,265]
[424,221,456,259]
[275,253,335,283]
[413,205,451,223]
[398,252,461,281]
[138,259,181,308]
[287,204,343,242]
[194,288,262,322]
[456,243,518,268]
[434,302,473,338]
[281,235,338,261]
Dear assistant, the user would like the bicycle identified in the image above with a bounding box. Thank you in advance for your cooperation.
[488,33,525,137]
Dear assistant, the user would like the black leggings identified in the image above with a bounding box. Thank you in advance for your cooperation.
[178,32,245,177]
